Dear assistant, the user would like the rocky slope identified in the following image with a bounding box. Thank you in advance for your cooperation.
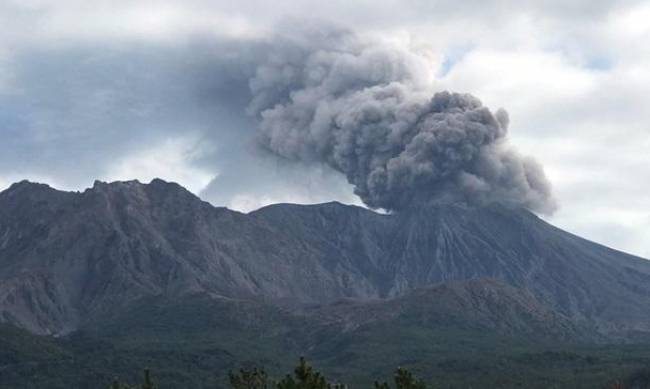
[302,278,588,341]
[0,179,649,337]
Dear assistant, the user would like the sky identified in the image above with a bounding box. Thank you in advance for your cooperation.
[0,0,649,258]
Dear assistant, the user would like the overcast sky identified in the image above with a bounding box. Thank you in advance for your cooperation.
[1,0,649,258]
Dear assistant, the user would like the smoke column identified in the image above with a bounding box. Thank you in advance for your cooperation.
[248,28,557,214]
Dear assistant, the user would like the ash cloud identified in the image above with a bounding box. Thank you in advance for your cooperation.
[248,29,557,214]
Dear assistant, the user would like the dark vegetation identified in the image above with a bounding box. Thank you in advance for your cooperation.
[107,357,650,389]
[2,322,650,389]
[109,358,424,389]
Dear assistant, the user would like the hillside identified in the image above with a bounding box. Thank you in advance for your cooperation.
[1,179,650,337]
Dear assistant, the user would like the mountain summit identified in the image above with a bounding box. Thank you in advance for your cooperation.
[0,179,649,337]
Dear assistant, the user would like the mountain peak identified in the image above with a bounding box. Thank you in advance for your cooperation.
[1,178,650,338]
[253,200,365,214]
[1,180,54,195]
[91,179,143,189]
[86,178,199,200]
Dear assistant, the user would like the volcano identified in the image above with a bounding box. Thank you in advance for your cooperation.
[1,179,649,338]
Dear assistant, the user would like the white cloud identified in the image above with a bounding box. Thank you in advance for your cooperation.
[200,160,363,212]
[102,136,215,195]
[432,13,650,258]
[1,0,649,258]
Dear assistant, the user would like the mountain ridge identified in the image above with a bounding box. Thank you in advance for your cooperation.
[1,178,649,338]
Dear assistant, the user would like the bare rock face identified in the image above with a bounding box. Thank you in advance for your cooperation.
[0,179,649,336]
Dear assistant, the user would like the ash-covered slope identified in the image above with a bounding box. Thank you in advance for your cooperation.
[0,179,649,336]
[253,201,650,333]
[302,278,588,341]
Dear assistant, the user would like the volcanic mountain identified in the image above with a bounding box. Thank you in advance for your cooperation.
[0,178,649,339]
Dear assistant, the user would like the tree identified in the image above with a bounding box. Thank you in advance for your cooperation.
[110,378,129,389]
[108,369,156,389]
[375,367,426,389]
[109,377,135,389]
[141,369,157,389]
[276,357,345,389]
[229,367,270,389]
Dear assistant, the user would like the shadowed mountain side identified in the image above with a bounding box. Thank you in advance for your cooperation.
[302,279,592,341]
[0,179,649,337]
[83,279,592,347]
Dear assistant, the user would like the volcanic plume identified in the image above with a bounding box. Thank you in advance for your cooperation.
[248,29,556,214]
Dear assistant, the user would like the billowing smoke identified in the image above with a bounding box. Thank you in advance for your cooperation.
[248,29,557,214]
